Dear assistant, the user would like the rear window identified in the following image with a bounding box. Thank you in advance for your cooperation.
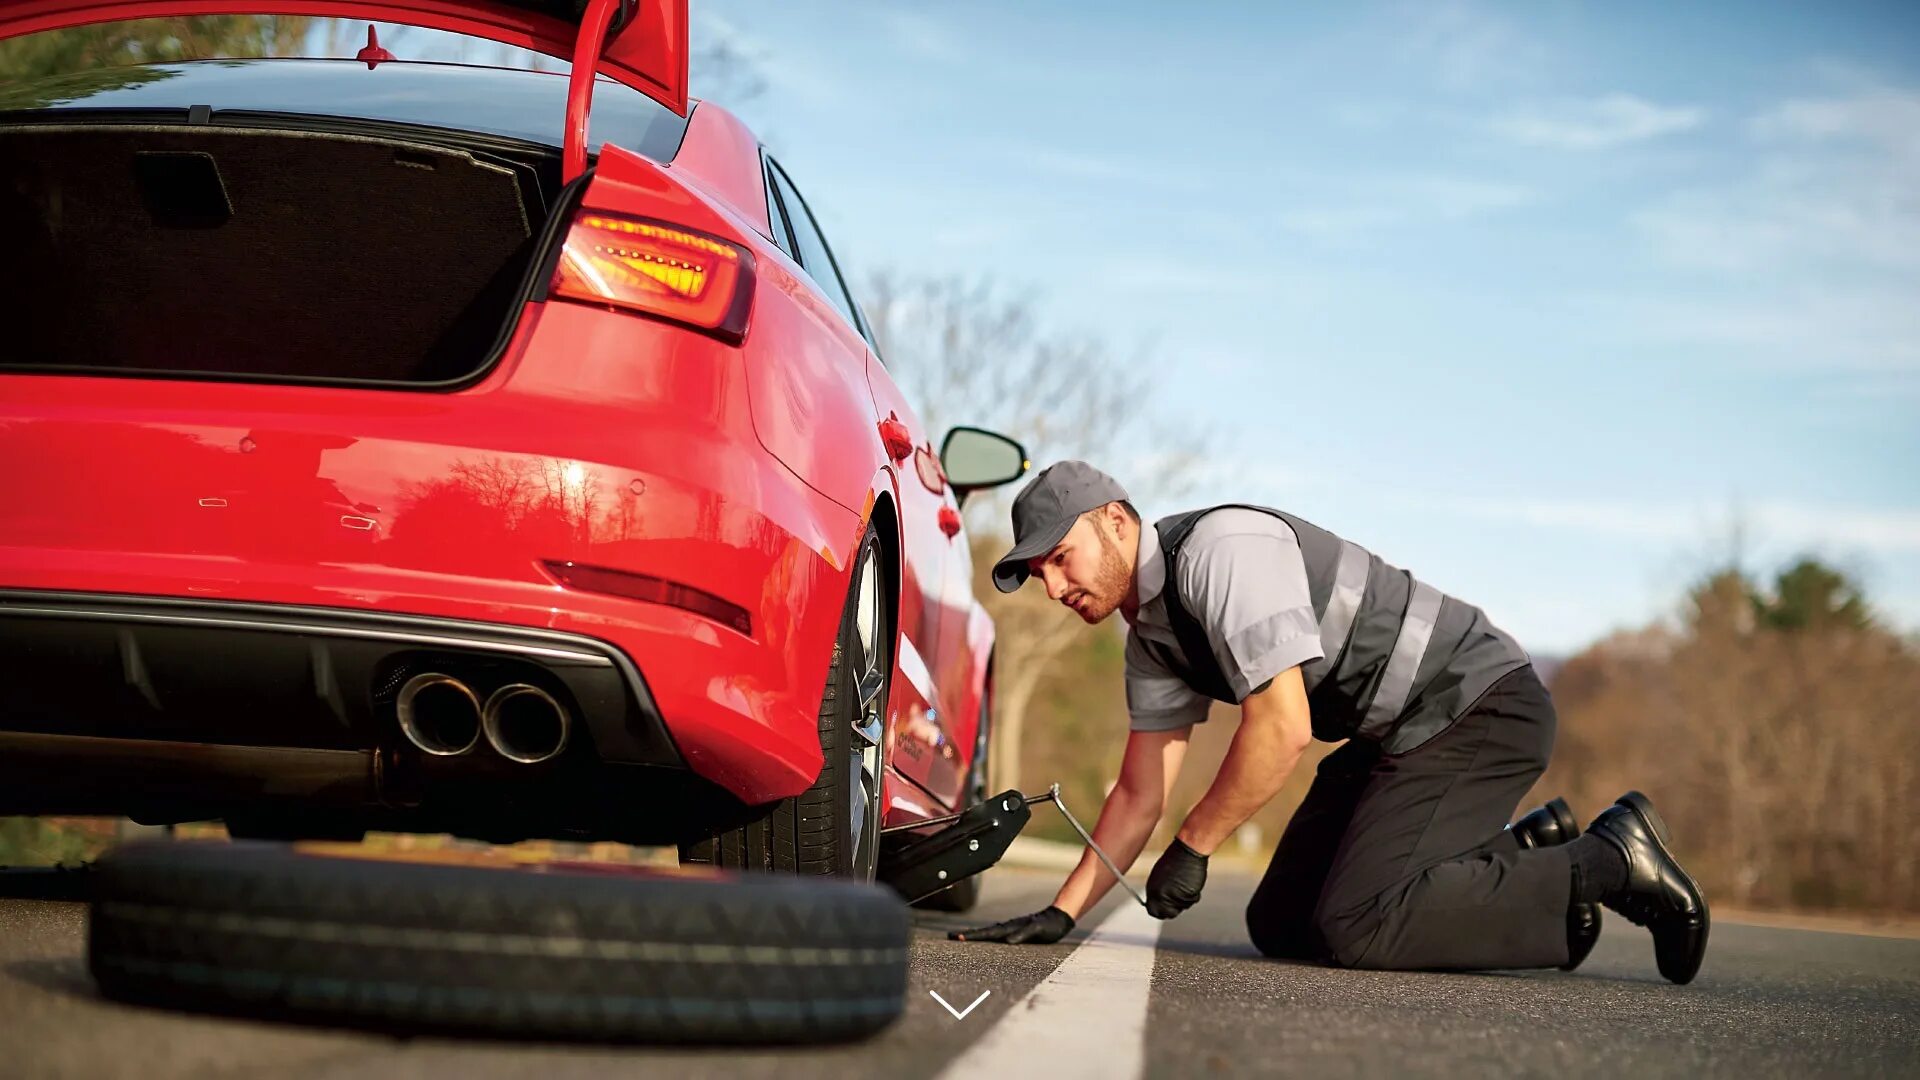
[0,17,690,161]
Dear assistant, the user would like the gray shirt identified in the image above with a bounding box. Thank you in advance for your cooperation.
[1123,509,1326,732]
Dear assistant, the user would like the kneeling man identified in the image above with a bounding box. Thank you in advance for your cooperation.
[953,461,1708,983]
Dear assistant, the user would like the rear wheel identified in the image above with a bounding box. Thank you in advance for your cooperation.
[680,526,890,879]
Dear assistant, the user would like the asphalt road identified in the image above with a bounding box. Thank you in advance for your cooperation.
[4,865,1916,1079]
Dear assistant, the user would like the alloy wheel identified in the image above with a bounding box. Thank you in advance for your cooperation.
[848,541,887,880]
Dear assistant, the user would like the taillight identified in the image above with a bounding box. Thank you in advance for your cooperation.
[542,560,753,637]
[550,213,755,342]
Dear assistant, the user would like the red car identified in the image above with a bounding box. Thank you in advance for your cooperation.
[0,0,1029,898]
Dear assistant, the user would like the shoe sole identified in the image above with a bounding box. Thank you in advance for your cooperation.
[1616,790,1709,984]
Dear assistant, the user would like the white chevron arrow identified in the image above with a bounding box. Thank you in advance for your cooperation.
[929,989,991,1020]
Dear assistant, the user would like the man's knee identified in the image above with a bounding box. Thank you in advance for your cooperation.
[1245,896,1320,960]
[1246,889,1383,965]
[1313,899,1386,969]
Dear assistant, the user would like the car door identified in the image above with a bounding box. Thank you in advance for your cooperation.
[764,160,958,806]
[868,381,969,805]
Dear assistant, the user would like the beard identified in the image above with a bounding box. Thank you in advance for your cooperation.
[1071,524,1132,624]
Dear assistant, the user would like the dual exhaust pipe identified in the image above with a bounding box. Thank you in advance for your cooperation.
[395,673,570,764]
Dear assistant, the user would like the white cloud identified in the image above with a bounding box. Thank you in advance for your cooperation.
[1750,503,1920,554]
[1752,89,1920,163]
[1635,158,1920,275]
[1646,88,1920,267]
[1621,83,1920,389]
[1594,286,1920,375]
[1415,493,1920,555]
[1490,93,1707,150]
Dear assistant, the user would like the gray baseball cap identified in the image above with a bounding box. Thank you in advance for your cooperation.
[992,460,1130,593]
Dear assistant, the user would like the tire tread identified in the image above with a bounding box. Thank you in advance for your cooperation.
[87,841,909,1043]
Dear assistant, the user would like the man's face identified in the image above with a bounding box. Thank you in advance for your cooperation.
[1028,511,1132,624]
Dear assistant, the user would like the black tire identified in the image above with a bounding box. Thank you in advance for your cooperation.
[87,840,909,1044]
[223,815,367,844]
[911,688,992,913]
[680,526,890,880]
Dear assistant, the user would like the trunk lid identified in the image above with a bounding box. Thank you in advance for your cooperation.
[0,1,687,171]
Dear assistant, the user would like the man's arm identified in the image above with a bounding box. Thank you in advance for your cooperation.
[1174,665,1313,855]
[1050,726,1190,919]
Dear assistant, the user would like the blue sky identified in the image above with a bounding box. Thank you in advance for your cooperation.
[672,0,1918,654]
[308,2,1915,653]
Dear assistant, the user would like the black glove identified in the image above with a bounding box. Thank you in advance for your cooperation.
[949,905,1075,944]
[1145,838,1208,919]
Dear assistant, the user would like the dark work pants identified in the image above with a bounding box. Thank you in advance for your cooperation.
[1244,665,1574,970]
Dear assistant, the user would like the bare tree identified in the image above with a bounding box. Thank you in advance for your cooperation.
[864,273,1208,529]
[862,271,1210,792]
[1536,557,1920,914]
[0,15,314,79]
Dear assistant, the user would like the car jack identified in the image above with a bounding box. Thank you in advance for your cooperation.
[876,783,1147,907]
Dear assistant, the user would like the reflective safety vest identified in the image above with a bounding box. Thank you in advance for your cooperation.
[1154,505,1528,753]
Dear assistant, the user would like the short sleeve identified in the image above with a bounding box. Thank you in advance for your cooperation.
[1177,519,1326,702]
[1124,630,1211,732]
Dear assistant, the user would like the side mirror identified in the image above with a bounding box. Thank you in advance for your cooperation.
[940,426,1029,495]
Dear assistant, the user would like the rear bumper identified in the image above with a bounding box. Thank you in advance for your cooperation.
[0,588,675,762]
[0,304,865,808]
[0,590,782,843]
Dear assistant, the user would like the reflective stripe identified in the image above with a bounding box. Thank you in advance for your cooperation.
[1358,580,1442,738]
[1302,541,1369,693]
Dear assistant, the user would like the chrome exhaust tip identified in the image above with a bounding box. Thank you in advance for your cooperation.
[482,684,571,764]
[395,673,482,757]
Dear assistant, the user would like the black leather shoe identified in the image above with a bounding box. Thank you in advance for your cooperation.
[1511,797,1601,971]
[1587,790,1710,984]
[1564,894,1602,971]
[1512,796,1580,849]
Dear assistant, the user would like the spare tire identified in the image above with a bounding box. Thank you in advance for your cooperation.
[87,840,910,1044]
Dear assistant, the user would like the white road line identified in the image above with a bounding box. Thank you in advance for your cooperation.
[937,901,1165,1080]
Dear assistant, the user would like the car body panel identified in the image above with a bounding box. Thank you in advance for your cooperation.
[664,98,775,245]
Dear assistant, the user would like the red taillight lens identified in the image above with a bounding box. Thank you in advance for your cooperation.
[542,560,752,637]
[550,214,755,342]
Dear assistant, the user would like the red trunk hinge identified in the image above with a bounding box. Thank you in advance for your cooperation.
[563,0,639,183]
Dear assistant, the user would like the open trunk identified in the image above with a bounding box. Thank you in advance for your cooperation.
[0,120,561,385]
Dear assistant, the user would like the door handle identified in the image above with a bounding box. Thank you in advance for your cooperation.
[938,506,962,538]
[878,414,913,461]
